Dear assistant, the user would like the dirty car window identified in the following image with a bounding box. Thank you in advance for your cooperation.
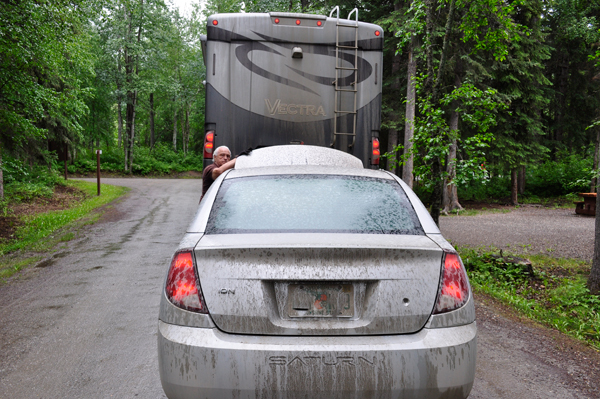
[206,175,424,235]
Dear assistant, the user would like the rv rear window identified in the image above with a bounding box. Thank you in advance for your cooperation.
[206,175,424,235]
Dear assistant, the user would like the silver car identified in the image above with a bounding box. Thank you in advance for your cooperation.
[158,145,476,399]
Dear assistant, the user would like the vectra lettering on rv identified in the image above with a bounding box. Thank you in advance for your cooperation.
[265,99,326,116]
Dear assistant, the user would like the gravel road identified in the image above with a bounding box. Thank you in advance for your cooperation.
[439,206,595,261]
[440,205,600,398]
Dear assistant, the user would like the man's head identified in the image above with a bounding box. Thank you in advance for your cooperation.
[213,146,232,167]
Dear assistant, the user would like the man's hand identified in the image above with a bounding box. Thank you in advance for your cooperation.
[211,158,236,180]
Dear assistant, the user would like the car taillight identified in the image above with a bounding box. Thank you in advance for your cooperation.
[165,251,208,314]
[371,138,380,165]
[433,251,470,314]
[203,131,215,159]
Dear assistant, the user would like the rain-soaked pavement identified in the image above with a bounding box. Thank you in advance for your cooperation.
[0,178,597,398]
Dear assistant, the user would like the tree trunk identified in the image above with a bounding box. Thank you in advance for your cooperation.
[123,5,132,171]
[124,95,134,172]
[592,128,600,193]
[442,105,463,214]
[518,165,526,195]
[387,4,403,174]
[123,0,143,173]
[185,104,190,155]
[589,189,600,294]
[128,91,137,173]
[172,103,178,151]
[425,0,457,226]
[0,144,4,200]
[117,103,123,149]
[300,0,309,12]
[117,52,123,149]
[511,168,519,205]
[149,93,155,149]
[387,129,399,174]
[430,157,443,225]
[402,34,417,186]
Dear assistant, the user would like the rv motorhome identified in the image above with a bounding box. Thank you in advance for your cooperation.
[200,7,384,168]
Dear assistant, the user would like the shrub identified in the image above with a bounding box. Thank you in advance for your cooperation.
[67,143,204,176]
[525,150,593,196]
[1,155,62,203]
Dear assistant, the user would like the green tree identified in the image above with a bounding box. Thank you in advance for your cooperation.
[0,0,96,196]
[388,0,522,224]
[97,0,171,172]
[544,0,600,152]
[488,0,551,205]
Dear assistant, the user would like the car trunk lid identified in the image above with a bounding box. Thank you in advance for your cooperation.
[195,233,442,335]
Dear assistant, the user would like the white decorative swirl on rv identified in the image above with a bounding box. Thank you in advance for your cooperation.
[251,31,373,89]
[231,32,373,96]
[235,41,320,96]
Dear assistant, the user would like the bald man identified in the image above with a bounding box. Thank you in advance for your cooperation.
[200,146,236,201]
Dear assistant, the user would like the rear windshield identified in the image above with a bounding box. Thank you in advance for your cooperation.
[206,175,424,235]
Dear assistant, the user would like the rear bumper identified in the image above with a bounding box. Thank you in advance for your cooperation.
[158,320,476,399]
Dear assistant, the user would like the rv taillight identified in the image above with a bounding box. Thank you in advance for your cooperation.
[433,252,470,314]
[375,30,380,36]
[165,251,208,314]
[372,138,380,165]
[296,19,301,25]
[212,20,218,26]
[204,131,215,159]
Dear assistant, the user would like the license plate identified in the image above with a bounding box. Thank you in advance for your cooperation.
[287,283,354,318]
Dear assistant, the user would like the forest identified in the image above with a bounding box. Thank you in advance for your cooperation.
[1,0,600,212]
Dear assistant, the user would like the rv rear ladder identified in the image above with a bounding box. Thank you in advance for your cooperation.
[331,7,359,148]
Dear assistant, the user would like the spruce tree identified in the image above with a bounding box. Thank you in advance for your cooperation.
[488,0,551,205]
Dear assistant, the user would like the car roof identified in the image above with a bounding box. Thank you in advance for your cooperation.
[227,165,394,180]
[234,145,364,170]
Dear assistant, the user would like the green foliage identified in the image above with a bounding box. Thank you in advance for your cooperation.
[525,150,594,196]
[0,0,96,155]
[457,172,511,201]
[67,144,203,176]
[487,0,551,172]
[455,150,593,200]
[7,183,54,203]
[464,252,533,287]
[547,1,600,150]
[1,155,62,202]
[457,0,526,61]
[387,80,503,193]
[132,145,204,175]
[0,181,128,261]
[462,249,600,347]
[1,0,599,205]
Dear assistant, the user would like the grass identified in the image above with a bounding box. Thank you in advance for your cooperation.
[0,257,41,280]
[0,180,128,281]
[442,207,514,217]
[519,193,580,208]
[460,247,600,350]
[442,194,578,217]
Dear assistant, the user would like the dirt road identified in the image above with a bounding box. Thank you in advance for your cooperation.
[0,180,598,398]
